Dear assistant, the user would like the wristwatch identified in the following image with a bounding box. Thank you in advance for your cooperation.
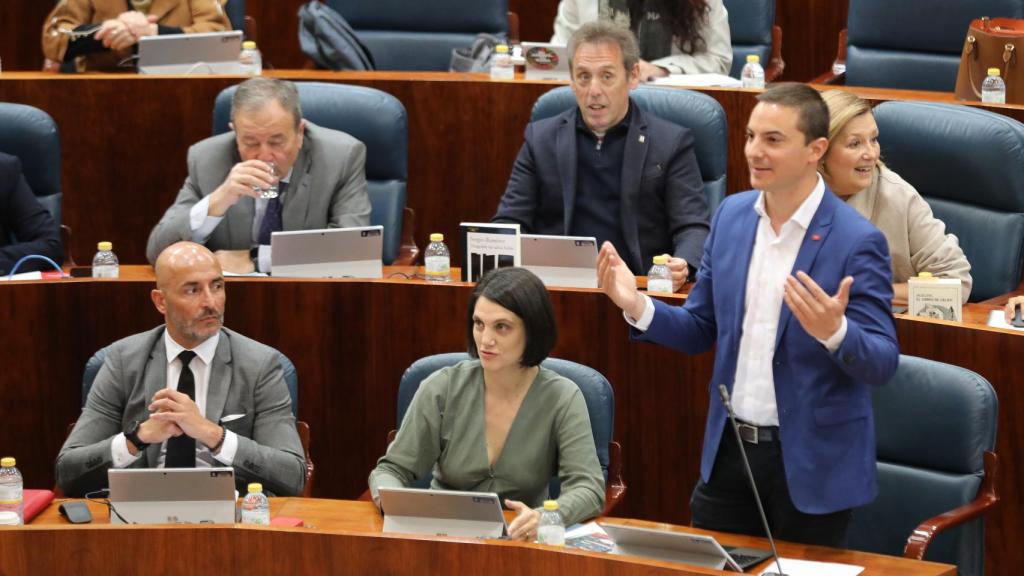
[124,420,149,452]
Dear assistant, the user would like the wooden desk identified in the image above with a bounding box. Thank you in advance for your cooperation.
[2,72,1022,265]
[1,498,952,575]
[0,269,1019,573]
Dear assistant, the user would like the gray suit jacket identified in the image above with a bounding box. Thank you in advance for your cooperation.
[56,326,306,497]
[146,122,371,263]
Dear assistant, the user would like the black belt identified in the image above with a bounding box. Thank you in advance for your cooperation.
[736,420,779,444]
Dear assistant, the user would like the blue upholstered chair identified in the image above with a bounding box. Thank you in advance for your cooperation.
[848,355,999,576]
[872,101,1024,301]
[389,352,625,515]
[80,346,314,497]
[823,0,1024,90]
[324,0,508,71]
[213,82,409,264]
[223,0,246,33]
[0,103,62,228]
[530,85,727,213]
[722,0,784,80]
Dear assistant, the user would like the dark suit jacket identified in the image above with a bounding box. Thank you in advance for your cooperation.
[492,103,710,274]
[56,327,306,498]
[635,187,899,514]
[0,153,62,275]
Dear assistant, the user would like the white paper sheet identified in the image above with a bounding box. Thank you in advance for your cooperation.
[758,557,864,576]
[987,309,1024,331]
[650,73,743,88]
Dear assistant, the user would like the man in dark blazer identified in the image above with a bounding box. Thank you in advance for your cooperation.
[57,242,306,497]
[492,22,709,291]
[598,84,899,547]
[0,152,62,276]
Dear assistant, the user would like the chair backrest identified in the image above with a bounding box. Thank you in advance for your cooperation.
[223,0,246,33]
[0,103,62,225]
[83,346,300,418]
[213,82,408,264]
[324,0,508,70]
[848,355,998,576]
[722,0,774,79]
[396,352,613,496]
[872,101,1024,301]
[845,0,1024,90]
[530,85,726,213]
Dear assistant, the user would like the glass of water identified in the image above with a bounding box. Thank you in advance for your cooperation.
[257,161,279,199]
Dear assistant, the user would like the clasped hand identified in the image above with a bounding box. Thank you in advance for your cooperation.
[95,11,159,52]
[138,389,221,448]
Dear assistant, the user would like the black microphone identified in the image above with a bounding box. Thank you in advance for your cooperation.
[718,384,788,576]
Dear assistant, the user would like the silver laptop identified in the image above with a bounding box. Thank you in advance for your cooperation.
[378,487,508,539]
[522,42,570,81]
[107,468,236,525]
[138,31,244,74]
[521,234,598,288]
[600,523,772,572]
[271,226,384,279]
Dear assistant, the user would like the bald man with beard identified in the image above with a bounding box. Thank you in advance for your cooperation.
[56,241,305,497]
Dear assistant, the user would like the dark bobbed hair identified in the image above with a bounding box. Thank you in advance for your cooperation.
[756,83,830,144]
[466,267,557,368]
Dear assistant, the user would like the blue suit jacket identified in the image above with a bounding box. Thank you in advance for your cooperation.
[0,152,62,275]
[635,187,899,514]
[492,102,710,274]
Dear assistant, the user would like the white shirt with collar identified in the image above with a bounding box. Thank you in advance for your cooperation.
[187,169,293,273]
[110,330,240,467]
[626,174,847,426]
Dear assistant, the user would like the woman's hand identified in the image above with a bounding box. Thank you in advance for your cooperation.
[505,499,540,541]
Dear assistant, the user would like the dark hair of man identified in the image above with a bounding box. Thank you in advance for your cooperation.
[568,21,641,72]
[756,83,830,144]
[466,267,557,368]
[232,77,303,129]
[627,0,710,55]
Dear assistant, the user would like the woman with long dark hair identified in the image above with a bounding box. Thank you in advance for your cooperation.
[553,0,732,79]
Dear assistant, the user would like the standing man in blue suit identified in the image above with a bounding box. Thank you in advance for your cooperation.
[598,84,899,546]
[493,22,709,292]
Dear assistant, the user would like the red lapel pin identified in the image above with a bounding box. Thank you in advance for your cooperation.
[811,234,821,241]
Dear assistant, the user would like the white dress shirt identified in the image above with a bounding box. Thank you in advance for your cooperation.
[627,175,847,425]
[188,169,292,272]
[110,331,239,467]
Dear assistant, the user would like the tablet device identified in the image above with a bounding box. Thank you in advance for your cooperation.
[520,234,598,289]
[378,486,507,539]
[271,226,384,279]
[599,522,772,572]
[107,467,236,524]
[138,31,244,74]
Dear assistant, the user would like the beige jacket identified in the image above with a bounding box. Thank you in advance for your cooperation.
[845,165,973,302]
[42,0,230,71]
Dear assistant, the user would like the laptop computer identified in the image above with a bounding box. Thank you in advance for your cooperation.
[271,226,384,279]
[522,42,570,81]
[138,31,244,74]
[520,234,598,289]
[107,467,236,525]
[599,523,773,572]
[378,487,508,539]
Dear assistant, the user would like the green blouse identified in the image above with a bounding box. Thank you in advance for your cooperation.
[369,360,605,525]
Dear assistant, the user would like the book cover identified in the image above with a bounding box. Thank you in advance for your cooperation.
[459,222,520,282]
[907,276,962,322]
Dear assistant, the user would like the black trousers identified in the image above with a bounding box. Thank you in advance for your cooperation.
[690,426,852,548]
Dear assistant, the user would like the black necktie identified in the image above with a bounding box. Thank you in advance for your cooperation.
[257,180,288,246]
[165,350,197,467]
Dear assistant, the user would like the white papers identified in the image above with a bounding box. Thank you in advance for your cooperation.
[222,271,268,277]
[0,271,43,281]
[758,557,864,576]
[987,310,1024,331]
[650,73,742,88]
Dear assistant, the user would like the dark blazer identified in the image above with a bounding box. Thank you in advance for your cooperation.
[635,187,899,514]
[0,153,62,275]
[492,103,710,274]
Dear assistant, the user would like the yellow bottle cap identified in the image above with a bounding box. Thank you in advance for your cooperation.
[430,233,444,242]
[543,500,559,510]
[496,44,510,53]
[988,68,1001,76]
[247,483,263,493]
[97,242,112,251]
[652,255,669,265]
[918,272,934,278]
[0,457,14,467]
[746,54,761,63]
[243,41,257,50]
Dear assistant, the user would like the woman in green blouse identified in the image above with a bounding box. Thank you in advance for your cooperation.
[369,267,605,540]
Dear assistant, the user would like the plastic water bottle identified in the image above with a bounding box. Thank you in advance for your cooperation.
[647,255,673,294]
[92,241,120,278]
[424,233,451,282]
[490,44,514,80]
[0,457,23,525]
[536,500,565,545]
[240,482,270,525]
[982,67,1006,104]
[239,41,262,76]
[741,54,765,89]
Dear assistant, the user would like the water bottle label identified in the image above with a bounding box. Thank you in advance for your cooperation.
[425,256,450,277]
[240,509,269,525]
[648,279,673,294]
[0,485,22,502]
[537,525,565,546]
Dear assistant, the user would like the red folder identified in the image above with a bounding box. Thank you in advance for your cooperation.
[23,489,55,523]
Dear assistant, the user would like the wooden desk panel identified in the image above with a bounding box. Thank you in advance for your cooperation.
[5,498,953,575]
[0,270,1018,573]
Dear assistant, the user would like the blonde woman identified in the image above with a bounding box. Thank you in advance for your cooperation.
[819,90,972,305]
